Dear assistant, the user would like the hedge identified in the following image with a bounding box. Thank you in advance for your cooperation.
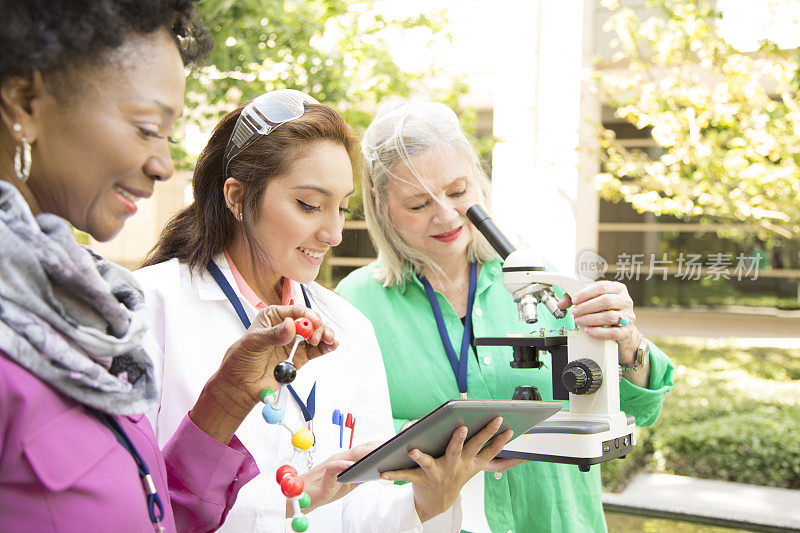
[602,338,800,491]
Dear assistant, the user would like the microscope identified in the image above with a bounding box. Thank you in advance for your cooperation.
[466,205,636,471]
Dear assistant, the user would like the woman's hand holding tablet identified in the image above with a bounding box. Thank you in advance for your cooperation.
[336,399,562,522]
[380,416,512,523]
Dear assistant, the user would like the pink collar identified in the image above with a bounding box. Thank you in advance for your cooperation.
[223,252,297,309]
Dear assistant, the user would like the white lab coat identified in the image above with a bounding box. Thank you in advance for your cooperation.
[134,257,461,532]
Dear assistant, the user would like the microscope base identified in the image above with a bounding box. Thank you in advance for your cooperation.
[497,412,636,471]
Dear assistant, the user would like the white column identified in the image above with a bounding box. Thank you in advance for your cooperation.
[491,0,600,274]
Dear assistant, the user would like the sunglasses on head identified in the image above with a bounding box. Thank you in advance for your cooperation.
[223,89,319,180]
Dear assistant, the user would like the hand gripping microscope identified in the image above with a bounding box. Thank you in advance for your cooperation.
[466,205,636,471]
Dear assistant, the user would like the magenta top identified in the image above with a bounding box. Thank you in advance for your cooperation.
[0,351,259,532]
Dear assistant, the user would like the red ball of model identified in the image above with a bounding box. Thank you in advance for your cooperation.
[280,474,305,498]
[294,318,314,339]
[276,465,298,484]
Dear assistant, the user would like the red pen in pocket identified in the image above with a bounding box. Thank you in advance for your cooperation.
[345,413,356,449]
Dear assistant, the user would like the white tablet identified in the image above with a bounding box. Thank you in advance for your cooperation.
[336,399,562,483]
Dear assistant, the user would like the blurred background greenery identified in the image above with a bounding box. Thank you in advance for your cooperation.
[602,338,800,492]
[595,0,800,311]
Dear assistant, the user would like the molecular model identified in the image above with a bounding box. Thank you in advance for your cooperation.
[260,317,315,532]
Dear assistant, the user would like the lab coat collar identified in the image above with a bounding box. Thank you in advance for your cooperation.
[194,255,306,308]
[195,254,235,302]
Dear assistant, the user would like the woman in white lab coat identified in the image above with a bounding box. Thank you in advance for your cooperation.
[135,90,512,532]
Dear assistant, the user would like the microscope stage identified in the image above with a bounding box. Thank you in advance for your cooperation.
[474,335,567,348]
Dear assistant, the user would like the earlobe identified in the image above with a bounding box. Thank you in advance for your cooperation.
[0,71,46,143]
[223,177,244,217]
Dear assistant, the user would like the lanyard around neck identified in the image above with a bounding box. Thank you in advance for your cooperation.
[206,260,316,422]
[87,407,165,530]
[419,262,478,398]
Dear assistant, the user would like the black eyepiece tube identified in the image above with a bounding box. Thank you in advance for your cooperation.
[466,205,516,259]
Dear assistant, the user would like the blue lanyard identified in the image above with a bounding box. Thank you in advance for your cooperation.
[206,261,316,422]
[86,407,165,528]
[419,262,478,396]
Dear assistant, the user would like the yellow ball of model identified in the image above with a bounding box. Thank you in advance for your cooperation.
[291,429,314,450]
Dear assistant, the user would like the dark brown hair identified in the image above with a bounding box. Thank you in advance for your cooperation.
[142,102,359,273]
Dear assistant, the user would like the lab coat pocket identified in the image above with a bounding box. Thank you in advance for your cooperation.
[22,404,117,492]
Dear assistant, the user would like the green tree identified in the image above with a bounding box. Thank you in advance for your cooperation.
[173,0,470,218]
[596,0,800,238]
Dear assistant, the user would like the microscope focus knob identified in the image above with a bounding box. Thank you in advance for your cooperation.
[562,359,602,395]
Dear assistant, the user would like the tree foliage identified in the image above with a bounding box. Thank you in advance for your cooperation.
[179,1,448,145]
[596,0,800,238]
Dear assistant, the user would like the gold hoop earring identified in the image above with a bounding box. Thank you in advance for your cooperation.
[14,137,31,183]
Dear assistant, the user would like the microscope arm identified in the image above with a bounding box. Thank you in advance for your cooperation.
[502,249,592,297]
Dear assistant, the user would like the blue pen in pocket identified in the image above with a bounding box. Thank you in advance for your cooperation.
[332,409,344,448]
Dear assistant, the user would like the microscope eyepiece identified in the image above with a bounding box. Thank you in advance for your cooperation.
[466,205,516,259]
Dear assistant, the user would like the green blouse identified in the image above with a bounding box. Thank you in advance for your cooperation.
[337,258,674,533]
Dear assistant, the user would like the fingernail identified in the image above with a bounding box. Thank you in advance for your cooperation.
[409,450,420,459]
[495,417,503,427]
[380,473,388,480]
[459,427,468,438]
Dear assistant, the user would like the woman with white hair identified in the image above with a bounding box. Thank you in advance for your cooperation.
[336,100,675,532]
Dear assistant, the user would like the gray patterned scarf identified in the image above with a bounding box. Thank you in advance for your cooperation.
[0,181,156,415]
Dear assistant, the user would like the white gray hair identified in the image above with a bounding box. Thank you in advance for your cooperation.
[361,100,496,287]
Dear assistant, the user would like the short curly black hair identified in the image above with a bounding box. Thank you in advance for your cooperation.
[0,0,213,87]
